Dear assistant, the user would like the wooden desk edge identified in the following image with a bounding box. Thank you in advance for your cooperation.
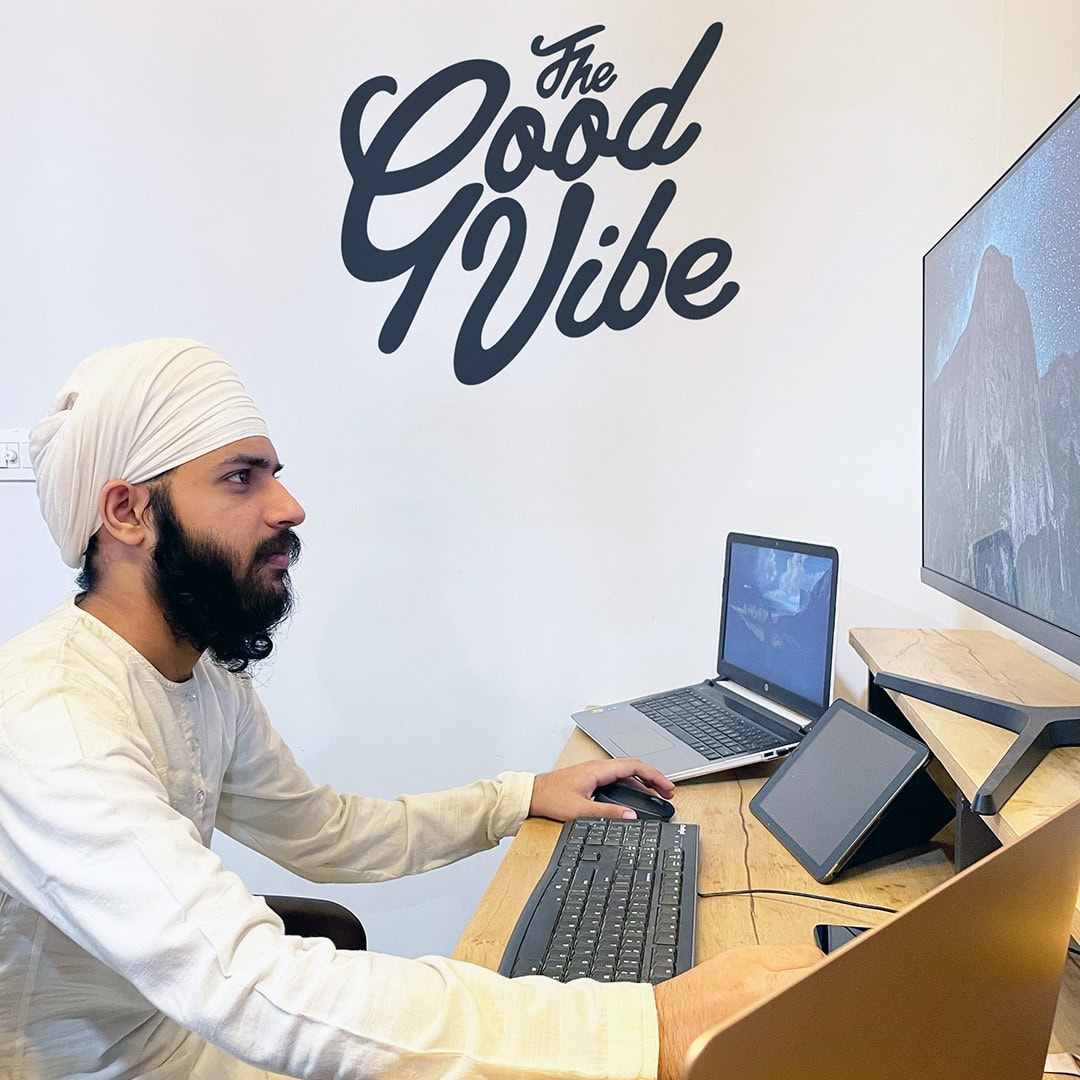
[849,626,1080,946]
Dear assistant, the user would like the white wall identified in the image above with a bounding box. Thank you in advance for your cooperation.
[2,0,1079,958]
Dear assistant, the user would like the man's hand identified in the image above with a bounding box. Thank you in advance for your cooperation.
[653,944,823,1080]
[528,759,675,821]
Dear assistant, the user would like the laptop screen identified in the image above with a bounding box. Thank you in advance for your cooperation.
[717,533,839,719]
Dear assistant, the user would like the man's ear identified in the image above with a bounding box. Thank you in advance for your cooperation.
[98,480,155,550]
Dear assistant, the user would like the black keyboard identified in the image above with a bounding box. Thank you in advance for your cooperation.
[498,817,698,984]
[632,688,788,760]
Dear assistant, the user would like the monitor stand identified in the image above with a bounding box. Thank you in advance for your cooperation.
[873,671,1080,815]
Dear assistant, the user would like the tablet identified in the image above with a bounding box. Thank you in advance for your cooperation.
[750,699,931,882]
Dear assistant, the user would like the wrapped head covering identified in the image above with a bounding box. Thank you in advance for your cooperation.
[30,338,269,568]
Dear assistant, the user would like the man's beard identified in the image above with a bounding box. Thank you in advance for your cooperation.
[146,486,301,673]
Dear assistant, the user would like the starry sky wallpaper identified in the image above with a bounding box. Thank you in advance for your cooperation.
[925,93,1080,380]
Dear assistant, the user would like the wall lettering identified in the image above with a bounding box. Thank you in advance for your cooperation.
[341,22,737,384]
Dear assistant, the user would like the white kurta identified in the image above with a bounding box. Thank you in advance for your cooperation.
[0,601,658,1079]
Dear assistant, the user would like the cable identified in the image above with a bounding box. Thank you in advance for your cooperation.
[698,887,898,914]
[702,892,1080,959]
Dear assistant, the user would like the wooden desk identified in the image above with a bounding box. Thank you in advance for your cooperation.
[851,626,1080,1068]
[454,727,952,985]
[454,666,1078,1077]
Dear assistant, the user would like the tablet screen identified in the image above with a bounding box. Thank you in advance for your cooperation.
[750,700,929,881]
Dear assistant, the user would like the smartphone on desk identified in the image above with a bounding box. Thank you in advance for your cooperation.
[813,924,869,953]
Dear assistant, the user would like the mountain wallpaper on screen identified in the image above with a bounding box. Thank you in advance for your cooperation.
[925,243,1080,638]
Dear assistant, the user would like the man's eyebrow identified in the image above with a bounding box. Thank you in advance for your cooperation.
[217,454,283,475]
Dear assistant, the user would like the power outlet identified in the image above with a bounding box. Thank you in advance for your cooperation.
[0,429,34,482]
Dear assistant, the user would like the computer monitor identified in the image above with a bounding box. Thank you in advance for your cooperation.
[922,90,1080,666]
[891,90,1080,814]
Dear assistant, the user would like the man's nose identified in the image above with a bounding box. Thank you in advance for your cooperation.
[271,480,306,528]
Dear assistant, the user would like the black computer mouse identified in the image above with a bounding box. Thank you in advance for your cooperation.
[592,781,676,821]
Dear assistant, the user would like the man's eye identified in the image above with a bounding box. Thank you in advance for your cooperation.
[227,470,251,484]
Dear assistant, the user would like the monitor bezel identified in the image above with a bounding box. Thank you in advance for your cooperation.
[921,567,1080,667]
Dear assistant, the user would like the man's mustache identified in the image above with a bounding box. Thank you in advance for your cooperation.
[253,530,303,567]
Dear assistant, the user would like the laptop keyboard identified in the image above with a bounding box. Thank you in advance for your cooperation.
[631,688,789,760]
[499,817,698,984]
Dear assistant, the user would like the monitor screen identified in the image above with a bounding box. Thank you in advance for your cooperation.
[718,534,838,715]
[923,91,1080,665]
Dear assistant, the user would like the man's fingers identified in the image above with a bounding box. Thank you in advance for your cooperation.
[601,758,675,797]
[589,803,638,820]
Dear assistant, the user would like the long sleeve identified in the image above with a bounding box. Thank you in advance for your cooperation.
[215,693,534,882]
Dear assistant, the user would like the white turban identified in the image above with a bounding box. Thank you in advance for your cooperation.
[30,338,269,568]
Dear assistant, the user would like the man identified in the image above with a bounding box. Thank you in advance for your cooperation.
[0,338,819,1079]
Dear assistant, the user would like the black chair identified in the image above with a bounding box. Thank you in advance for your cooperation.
[261,895,367,951]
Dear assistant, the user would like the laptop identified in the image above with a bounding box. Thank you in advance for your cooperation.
[572,532,839,781]
[683,796,1080,1080]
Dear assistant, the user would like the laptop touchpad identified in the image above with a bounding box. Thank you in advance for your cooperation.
[611,730,675,756]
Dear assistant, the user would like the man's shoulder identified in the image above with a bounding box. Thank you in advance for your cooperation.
[0,599,125,704]
[0,602,137,766]
[1,599,87,667]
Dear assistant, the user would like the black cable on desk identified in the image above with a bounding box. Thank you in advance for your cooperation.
[701,891,1080,956]
[697,888,897,914]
